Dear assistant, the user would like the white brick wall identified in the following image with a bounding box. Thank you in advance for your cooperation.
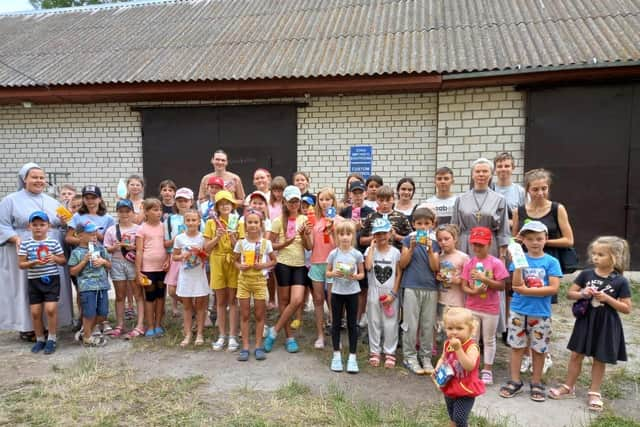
[0,86,525,203]
[437,86,526,194]
[298,93,438,201]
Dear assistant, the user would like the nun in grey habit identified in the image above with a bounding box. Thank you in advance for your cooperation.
[0,163,73,335]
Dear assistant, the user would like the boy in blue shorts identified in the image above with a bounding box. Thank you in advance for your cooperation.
[18,211,66,354]
[499,221,562,402]
[69,221,112,347]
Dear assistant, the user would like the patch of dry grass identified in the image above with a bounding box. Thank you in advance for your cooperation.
[0,353,212,426]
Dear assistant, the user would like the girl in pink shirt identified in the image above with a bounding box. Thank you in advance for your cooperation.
[135,198,171,338]
[308,187,343,349]
[461,227,508,385]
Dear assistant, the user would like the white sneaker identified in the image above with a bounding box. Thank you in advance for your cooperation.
[227,336,240,352]
[358,317,367,328]
[263,325,269,338]
[520,355,532,373]
[212,336,226,351]
[314,337,325,349]
[543,353,553,374]
[74,326,84,342]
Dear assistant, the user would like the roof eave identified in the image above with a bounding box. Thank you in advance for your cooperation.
[0,64,639,105]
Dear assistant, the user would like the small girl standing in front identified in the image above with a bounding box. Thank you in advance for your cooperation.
[549,236,632,412]
[164,188,195,318]
[173,210,210,347]
[309,187,342,349]
[135,198,170,337]
[461,227,508,384]
[434,307,485,427]
[326,221,365,373]
[234,209,277,361]
[204,190,240,352]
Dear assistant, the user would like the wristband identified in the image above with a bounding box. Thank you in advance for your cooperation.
[390,290,398,298]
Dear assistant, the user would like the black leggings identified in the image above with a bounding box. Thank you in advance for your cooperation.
[444,396,475,427]
[331,292,358,353]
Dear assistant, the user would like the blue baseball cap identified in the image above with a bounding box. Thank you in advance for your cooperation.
[76,221,98,233]
[29,210,50,223]
[116,199,134,210]
[371,217,392,234]
[301,195,315,206]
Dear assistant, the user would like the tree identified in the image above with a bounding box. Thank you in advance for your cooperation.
[30,0,131,9]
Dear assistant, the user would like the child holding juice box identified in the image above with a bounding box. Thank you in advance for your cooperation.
[233,209,277,361]
[204,190,240,352]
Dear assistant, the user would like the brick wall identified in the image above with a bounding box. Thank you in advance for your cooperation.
[436,86,526,194]
[0,86,525,202]
[297,93,438,201]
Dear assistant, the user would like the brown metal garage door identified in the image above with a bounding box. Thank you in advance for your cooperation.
[139,104,298,198]
[526,84,640,269]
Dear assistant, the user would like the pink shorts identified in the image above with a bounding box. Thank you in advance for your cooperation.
[164,258,181,286]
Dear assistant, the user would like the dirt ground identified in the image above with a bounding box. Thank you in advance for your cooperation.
[0,282,638,426]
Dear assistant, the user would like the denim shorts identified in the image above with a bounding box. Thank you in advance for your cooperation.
[80,289,109,319]
[110,258,136,281]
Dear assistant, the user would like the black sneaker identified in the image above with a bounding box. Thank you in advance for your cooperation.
[71,318,82,332]
[43,340,57,355]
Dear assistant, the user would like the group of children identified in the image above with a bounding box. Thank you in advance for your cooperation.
[18,163,633,427]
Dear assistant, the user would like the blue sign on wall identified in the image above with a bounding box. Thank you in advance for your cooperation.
[349,145,372,179]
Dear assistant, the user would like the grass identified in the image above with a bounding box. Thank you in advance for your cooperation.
[590,412,640,427]
[0,353,213,425]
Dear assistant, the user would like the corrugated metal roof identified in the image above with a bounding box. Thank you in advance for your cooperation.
[0,0,639,87]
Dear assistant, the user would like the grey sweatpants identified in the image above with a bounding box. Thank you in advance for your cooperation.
[367,285,399,355]
[401,288,438,362]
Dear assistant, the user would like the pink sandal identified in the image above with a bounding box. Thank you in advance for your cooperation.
[108,326,124,338]
[124,327,145,340]
[384,354,396,368]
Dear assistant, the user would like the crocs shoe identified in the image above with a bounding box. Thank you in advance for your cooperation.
[347,356,359,374]
[212,336,226,351]
[145,329,156,338]
[264,328,277,352]
[31,340,46,353]
[285,338,299,353]
[290,319,301,330]
[43,340,57,355]
[331,354,343,372]
[237,349,250,362]
[228,336,240,352]
[154,327,165,337]
[254,348,267,361]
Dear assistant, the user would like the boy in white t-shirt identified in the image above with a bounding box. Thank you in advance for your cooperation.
[421,167,457,225]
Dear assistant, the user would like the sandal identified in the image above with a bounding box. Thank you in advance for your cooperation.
[180,335,192,348]
[369,353,381,367]
[480,370,493,385]
[108,326,124,338]
[587,391,604,412]
[548,384,576,400]
[124,327,145,340]
[499,380,524,398]
[194,336,204,346]
[530,383,546,402]
[384,354,396,369]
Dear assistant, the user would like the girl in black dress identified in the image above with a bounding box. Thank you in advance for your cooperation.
[548,236,632,413]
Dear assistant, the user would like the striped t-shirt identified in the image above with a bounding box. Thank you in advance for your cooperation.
[18,238,63,279]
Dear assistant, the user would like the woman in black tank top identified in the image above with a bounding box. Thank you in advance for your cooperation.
[512,169,575,272]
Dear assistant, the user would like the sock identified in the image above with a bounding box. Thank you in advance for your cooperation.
[333,351,341,358]
[36,336,45,342]
[348,353,357,361]
[47,334,57,342]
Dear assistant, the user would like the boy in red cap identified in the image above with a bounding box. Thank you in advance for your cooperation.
[461,227,509,385]
[200,176,225,222]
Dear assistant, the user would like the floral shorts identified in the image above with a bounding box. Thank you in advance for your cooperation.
[506,312,551,354]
